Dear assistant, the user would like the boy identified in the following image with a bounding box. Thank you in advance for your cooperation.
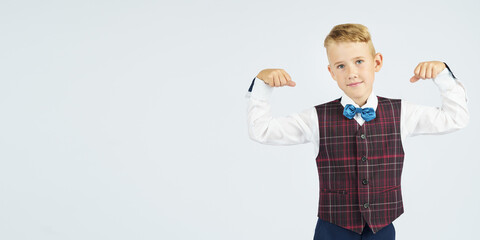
[245,23,469,240]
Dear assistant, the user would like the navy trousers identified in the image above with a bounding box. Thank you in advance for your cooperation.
[313,218,395,240]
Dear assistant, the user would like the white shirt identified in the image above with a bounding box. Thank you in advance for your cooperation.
[245,68,469,157]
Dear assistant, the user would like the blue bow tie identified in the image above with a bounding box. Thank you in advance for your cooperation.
[343,104,376,122]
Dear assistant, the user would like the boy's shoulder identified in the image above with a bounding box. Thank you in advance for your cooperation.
[313,97,341,109]
[314,97,343,111]
[377,96,402,104]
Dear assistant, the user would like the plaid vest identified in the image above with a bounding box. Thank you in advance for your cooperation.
[314,96,404,234]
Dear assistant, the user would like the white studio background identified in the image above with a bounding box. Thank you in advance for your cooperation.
[0,0,478,239]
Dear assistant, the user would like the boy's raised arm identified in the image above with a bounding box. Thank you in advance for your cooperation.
[245,69,317,145]
[403,61,469,138]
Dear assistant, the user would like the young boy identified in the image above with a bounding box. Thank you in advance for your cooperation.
[245,23,469,240]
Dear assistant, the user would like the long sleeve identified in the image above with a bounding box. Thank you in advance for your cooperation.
[401,66,469,140]
[245,77,318,145]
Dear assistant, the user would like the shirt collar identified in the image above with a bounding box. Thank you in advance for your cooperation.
[340,91,378,111]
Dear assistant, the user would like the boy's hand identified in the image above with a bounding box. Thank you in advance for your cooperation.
[256,69,296,87]
[410,61,446,83]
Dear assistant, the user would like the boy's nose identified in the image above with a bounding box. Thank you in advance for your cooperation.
[347,71,358,80]
[345,66,358,79]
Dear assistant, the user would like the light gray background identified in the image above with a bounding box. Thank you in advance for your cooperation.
[0,0,478,239]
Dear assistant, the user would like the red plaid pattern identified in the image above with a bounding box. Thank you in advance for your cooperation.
[314,96,404,234]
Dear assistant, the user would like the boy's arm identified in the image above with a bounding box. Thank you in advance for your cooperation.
[402,62,469,138]
[245,69,317,145]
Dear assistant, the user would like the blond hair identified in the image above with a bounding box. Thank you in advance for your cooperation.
[324,23,376,56]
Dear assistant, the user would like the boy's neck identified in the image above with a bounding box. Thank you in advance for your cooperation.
[353,97,368,107]
[346,93,371,107]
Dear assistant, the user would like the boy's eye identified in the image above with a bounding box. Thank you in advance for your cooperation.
[356,60,364,64]
[336,64,344,69]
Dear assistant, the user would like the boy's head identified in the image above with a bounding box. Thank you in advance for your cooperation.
[324,23,383,106]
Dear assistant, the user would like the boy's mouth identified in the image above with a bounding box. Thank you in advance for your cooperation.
[347,81,363,87]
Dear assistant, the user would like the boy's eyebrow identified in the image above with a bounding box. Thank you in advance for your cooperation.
[333,56,365,66]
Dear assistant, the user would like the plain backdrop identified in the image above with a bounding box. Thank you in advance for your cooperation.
[0,0,478,239]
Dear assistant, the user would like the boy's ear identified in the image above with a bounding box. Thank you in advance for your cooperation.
[374,53,383,72]
[327,64,336,81]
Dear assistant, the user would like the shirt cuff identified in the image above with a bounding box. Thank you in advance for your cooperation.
[245,77,273,101]
[432,66,457,92]
[443,62,456,79]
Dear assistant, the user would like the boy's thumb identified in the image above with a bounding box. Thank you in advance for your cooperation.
[287,81,296,87]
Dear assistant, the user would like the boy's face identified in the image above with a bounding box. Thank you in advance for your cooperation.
[326,41,383,105]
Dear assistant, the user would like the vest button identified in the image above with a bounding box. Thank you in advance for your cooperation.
[360,134,366,139]
[362,179,368,185]
[363,202,370,209]
[361,156,367,162]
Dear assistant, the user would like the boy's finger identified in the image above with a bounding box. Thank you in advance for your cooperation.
[273,74,280,87]
[280,70,296,87]
[419,64,427,79]
[270,75,276,87]
[281,71,291,84]
[410,76,420,83]
[425,65,433,79]
[275,74,282,87]
[279,76,287,86]
[284,71,292,82]
[413,63,421,76]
